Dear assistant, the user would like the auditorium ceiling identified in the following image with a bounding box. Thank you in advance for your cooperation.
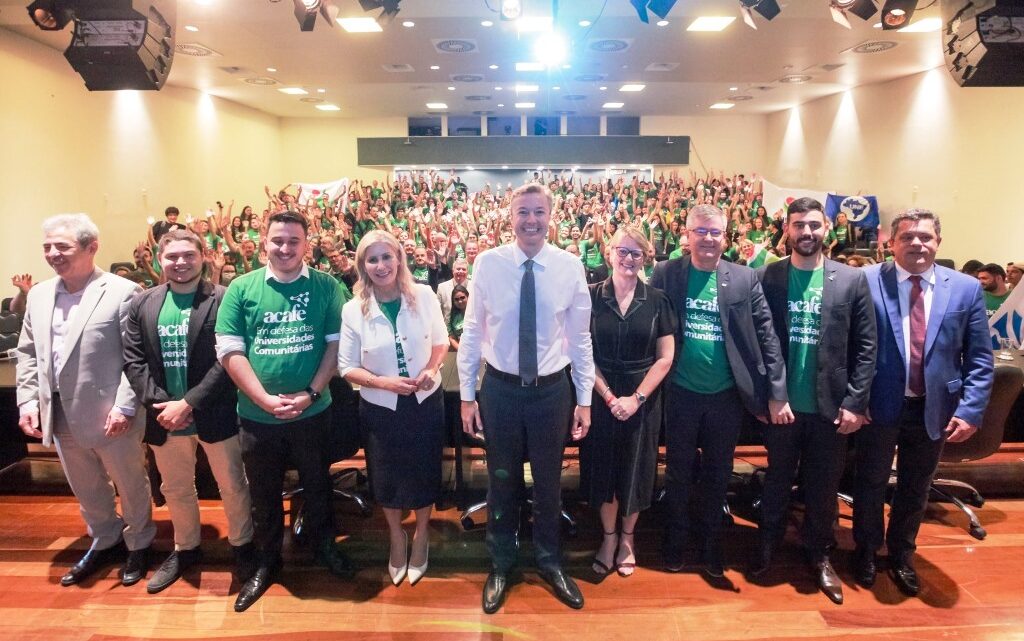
[0,0,948,118]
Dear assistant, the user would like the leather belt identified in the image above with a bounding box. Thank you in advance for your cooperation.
[485,363,565,388]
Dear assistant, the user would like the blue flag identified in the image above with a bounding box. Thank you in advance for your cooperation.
[825,194,880,230]
[989,284,1024,349]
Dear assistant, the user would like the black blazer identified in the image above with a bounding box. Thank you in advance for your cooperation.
[758,257,877,420]
[651,255,787,417]
[123,280,238,445]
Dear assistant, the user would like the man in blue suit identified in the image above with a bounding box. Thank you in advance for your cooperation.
[853,209,994,596]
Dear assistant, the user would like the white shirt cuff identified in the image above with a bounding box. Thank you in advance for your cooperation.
[19,400,38,417]
[324,332,340,343]
[116,405,136,417]
[216,334,246,362]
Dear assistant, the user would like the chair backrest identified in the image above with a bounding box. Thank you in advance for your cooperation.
[0,298,10,314]
[0,313,22,334]
[940,365,1024,463]
[0,333,17,351]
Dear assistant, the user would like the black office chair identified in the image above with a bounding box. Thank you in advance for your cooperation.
[927,364,1024,540]
[285,377,371,540]
[0,313,22,351]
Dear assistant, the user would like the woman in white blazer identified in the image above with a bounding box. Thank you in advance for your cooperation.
[338,230,448,587]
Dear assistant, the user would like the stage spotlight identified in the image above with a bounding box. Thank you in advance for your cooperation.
[358,0,401,24]
[26,0,71,30]
[829,0,877,27]
[879,0,915,30]
[630,0,678,24]
[739,0,781,29]
[500,0,522,21]
[293,0,320,32]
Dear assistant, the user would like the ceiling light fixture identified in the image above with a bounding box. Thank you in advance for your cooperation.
[603,102,624,108]
[401,20,414,27]
[267,67,278,72]
[829,0,877,28]
[317,88,326,93]
[578,19,592,27]
[533,30,568,66]
[515,84,539,92]
[489,64,499,69]
[430,65,440,70]
[185,25,199,32]
[279,87,309,95]
[656,19,670,26]
[738,0,781,30]
[729,86,739,90]
[501,0,522,21]
[515,101,535,108]
[448,86,455,90]
[879,0,915,29]
[425,102,448,109]
[599,86,608,91]
[620,83,646,91]
[481,20,494,27]
[710,102,736,109]
[516,61,546,71]
[292,0,324,32]
[337,17,383,32]
[316,104,341,111]
[687,16,736,31]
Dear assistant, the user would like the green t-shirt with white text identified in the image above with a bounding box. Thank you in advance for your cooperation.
[786,266,824,414]
[158,290,197,436]
[673,266,735,394]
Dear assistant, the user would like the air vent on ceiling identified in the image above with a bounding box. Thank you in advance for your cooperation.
[574,74,607,82]
[850,40,898,54]
[452,74,484,82]
[473,110,495,115]
[645,62,679,72]
[554,110,576,115]
[564,94,587,101]
[750,85,774,91]
[299,97,325,103]
[382,63,415,73]
[465,95,492,101]
[588,38,632,53]
[219,66,245,75]
[730,95,754,101]
[432,39,478,54]
[819,63,846,72]
[175,43,220,57]
[779,74,813,84]
[243,76,279,86]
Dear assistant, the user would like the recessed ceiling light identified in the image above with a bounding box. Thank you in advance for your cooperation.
[185,25,199,32]
[337,17,383,32]
[599,86,608,91]
[481,20,494,27]
[426,102,448,109]
[516,62,546,71]
[687,16,735,31]
[900,17,942,32]
[552,86,560,90]
[873,22,882,28]
[266,67,277,72]
[729,86,739,90]
[279,87,308,95]
[515,102,535,108]
[620,83,645,92]
[402,20,415,28]
[516,16,553,32]
[497,103,505,107]
[430,65,440,70]
[710,102,735,109]
[448,86,455,91]
[489,64,499,70]
[515,84,539,92]
[317,88,326,93]
[316,104,341,111]
[502,165,509,169]
[656,20,669,26]
[602,102,624,109]
[578,19,592,27]
[495,86,503,91]
[466,166,474,171]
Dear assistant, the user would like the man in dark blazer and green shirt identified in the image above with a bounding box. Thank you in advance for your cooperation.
[752,197,877,605]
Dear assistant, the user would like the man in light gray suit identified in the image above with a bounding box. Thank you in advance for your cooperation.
[16,213,156,587]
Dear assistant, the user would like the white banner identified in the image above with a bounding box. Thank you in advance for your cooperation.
[760,178,830,216]
[294,177,350,206]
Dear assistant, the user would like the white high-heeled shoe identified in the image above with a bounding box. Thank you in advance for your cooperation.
[407,535,429,586]
[388,532,408,586]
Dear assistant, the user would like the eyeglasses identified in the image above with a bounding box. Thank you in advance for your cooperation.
[690,227,724,238]
[613,246,645,260]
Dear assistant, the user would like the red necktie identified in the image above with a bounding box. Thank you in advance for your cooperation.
[908,275,926,396]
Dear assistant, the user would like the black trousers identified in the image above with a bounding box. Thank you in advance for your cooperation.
[759,411,847,562]
[479,371,572,573]
[240,410,334,564]
[663,384,744,550]
[852,398,943,561]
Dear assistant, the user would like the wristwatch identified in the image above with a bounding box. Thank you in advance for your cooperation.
[634,390,647,404]
[304,386,322,402]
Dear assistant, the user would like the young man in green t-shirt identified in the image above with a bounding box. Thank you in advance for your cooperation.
[215,211,354,612]
[977,263,1011,319]
[650,204,791,579]
[754,198,877,606]
[123,229,255,596]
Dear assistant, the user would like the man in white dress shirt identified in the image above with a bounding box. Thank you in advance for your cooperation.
[436,258,470,325]
[458,183,595,614]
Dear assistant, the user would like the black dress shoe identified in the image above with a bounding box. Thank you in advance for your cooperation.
[315,540,356,579]
[662,546,685,573]
[482,571,509,614]
[852,549,877,588]
[147,548,202,594]
[889,559,920,597]
[234,564,280,612]
[121,546,152,587]
[232,542,258,583]
[60,542,127,587]
[538,567,584,610]
[701,544,725,579]
[813,559,844,605]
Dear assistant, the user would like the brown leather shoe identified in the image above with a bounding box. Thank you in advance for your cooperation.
[814,558,844,605]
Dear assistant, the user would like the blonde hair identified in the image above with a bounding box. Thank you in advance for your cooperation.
[609,226,653,258]
[353,230,418,317]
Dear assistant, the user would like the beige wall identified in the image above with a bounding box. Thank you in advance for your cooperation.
[642,114,769,177]
[0,29,283,280]
[278,117,407,186]
[763,67,1024,265]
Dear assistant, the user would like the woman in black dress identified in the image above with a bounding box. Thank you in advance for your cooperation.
[581,226,676,577]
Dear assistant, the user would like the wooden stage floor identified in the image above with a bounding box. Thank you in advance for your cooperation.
[1,454,1023,641]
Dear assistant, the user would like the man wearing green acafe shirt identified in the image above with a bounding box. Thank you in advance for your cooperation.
[754,197,877,606]
[123,229,255,595]
[651,204,791,579]
[216,211,354,612]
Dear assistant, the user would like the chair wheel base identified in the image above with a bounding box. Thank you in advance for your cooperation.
[969,525,987,540]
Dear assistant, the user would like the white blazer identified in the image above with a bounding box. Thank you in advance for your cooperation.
[338,283,448,410]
